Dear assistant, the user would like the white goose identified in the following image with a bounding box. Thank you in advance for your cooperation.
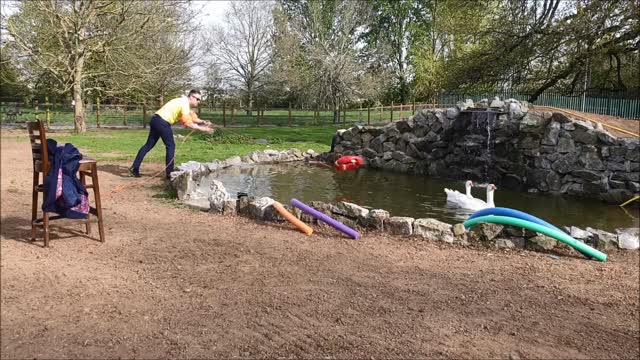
[444,180,475,205]
[446,183,497,211]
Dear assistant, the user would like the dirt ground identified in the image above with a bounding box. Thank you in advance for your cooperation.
[1,130,639,359]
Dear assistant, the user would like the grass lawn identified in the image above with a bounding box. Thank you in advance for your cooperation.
[40,125,342,165]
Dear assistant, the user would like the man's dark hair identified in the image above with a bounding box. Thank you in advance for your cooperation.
[188,89,201,97]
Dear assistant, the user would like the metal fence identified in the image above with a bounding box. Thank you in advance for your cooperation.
[0,99,431,128]
[1,90,639,127]
[435,91,640,119]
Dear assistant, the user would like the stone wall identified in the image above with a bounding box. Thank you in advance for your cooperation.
[330,98,639,204]
[169,149,639,252]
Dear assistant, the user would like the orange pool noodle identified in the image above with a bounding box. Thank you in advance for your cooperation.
[273,202,313,236]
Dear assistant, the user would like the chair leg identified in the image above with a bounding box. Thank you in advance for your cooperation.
[43,212,50,247]
[80,172,91,235]
[91,165,105,242]
[31,172,39,241]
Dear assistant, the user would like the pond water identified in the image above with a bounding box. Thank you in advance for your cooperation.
[211,163,639,232]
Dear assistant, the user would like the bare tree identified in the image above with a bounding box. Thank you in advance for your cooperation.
[275,0,379,121]
[203,1,274,115]
[3,0,190,132]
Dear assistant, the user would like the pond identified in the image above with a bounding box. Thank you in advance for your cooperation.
[211,163,638,232]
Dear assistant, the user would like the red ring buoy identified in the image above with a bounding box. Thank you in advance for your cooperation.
[334,155,364,171]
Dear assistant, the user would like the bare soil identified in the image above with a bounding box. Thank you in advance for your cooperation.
[1,131,639,359]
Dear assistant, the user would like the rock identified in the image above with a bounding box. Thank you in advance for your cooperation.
[176,160,202,172]
[572,128,598,145]
[475,99,489,108]
[334,202,369,219]
[237,196,251,215]
[247,197,275,220]
[570,226,593,240]
[579,146,605,171]
[223,199,237,215]
[362,147,377,159]
[586,227,617,249]
[541,121,561,145]
[413,218,455,243]
[556,137,575,153]
[395,120,413,133]
[526,235,557,251]
[616,228,639,250]
[446,107,460,119]
[456,99,474,111]
[208,180,231,213]
[472,223,504,241]
[223,156,242,167]
[502,225,525,237]
[495,237,525,249]
[551,153,579,174]
[489,96,504,109]
[520,111,552,133]
[452,223,466,237]
[364,209,389,230]
[386,217,414,235]
[182,198,210,211]
[508,102,525,119]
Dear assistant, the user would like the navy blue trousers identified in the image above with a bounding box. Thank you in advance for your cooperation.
[131,114,176,178]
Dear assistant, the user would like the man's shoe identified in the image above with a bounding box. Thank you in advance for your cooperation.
[128,167,141,178]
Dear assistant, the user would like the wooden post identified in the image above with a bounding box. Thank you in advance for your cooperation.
[343,108,346,124]
[230,106,234,125]
[142,101,147,129]
[222,101,227,128]
[367,106,371,125]
[359,102,363,122]
[288,103,292,127]
[96,97,101,128]
[45,96,51,128]
[34,100,39,121]
[390,101,394,122]
[123,104,128,126]
[412,99,416,114]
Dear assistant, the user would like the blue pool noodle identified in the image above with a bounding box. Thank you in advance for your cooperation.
[468,207,565,234]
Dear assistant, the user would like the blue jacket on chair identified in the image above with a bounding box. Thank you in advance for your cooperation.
[42,139,89,219]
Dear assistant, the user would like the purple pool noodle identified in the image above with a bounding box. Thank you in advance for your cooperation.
[291,198,359,239]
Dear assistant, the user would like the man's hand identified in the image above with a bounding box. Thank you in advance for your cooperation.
[201,125,214,134]
[201,120,212,126]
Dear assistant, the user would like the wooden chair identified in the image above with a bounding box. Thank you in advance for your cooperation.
[27,120,105,247]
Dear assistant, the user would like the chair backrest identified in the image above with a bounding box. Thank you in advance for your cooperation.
[26,120,50,175]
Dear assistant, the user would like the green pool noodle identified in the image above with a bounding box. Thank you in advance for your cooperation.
[463,215,607,262]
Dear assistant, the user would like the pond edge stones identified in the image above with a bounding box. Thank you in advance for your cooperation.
[168,145,638,254]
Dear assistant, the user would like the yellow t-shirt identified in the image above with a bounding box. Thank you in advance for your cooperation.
[155,97,192,125]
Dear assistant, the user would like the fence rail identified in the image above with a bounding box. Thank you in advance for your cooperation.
[434,91,640,119]
[1,92,638,127]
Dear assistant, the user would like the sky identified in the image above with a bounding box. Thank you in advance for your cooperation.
[193,1,232,27]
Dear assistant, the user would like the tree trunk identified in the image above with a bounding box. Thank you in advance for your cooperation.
[73,56,86,133]
[246,85,254,116]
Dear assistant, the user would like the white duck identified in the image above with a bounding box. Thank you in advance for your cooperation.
[444,180,475,204]
[447,183,497,211]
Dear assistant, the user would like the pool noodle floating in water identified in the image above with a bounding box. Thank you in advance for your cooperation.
[291,198,359,239]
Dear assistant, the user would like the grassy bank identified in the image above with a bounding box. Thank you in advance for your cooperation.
[44,126,340,165]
